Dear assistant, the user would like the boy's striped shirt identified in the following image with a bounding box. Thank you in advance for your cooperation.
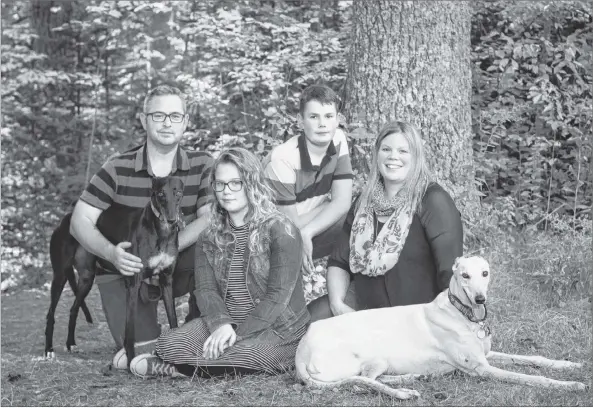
[80,143,213,224]
[264,128,353,216]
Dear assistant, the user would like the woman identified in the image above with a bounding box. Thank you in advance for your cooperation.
[130,147,310,378]
[308,121,463,321]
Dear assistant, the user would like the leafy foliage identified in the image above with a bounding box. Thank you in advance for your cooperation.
[471,0,592,231]
[1,0,591,300]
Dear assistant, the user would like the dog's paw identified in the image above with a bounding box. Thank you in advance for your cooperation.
[392,388,420,400]
[561,361,582,369]
[43,352,55,360]
[67,345,81,354]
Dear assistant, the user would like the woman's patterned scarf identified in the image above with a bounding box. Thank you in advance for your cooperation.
[349,180,414,277]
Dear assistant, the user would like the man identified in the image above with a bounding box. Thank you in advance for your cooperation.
[70,85,213,368]
[264,84,353,273]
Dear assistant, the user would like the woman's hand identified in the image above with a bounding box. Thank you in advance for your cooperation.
[329,300,355,317]
[203,324,237,360]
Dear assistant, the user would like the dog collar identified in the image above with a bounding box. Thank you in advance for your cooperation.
[150,201,184,230]
[150,200,161,219]
[448,290,488,323]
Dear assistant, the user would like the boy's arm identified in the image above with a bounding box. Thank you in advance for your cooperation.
[276,203,325,230]
[302,129,353,238]
[300,178,352,240]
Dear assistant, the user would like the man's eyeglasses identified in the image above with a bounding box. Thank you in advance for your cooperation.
[212,179,243,192]
[146,112,186,123]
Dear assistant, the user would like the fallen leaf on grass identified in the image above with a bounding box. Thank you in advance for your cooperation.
[73,392,87,400]
[518,337,542,350]
[90,382,116,388]
[101,363,115,376]
[7,373,22,382]
[434,392,448,400]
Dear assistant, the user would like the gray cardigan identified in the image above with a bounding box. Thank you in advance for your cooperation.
[194,217,310,340]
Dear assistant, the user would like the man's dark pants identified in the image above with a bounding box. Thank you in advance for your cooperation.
[96,244,198,349]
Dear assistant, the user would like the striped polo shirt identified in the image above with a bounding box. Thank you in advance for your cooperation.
[264,128,353,216]
[80,143,213,224]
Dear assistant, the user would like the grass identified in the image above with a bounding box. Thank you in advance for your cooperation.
[1,227,592,406]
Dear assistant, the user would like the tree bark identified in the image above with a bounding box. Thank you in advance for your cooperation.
[344,0,480,221]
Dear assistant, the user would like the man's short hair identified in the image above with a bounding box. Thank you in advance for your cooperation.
[143,85,187,113]
[299,84,340,115]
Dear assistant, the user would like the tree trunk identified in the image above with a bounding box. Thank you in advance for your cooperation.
[344,0,480,221]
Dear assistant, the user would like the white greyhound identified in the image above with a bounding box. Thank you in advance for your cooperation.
[295,256,586,399]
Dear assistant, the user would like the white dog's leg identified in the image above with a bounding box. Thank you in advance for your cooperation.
[345,376,420,400]
[487,351,582,370]
[377,374,426,385]
[359,358,389,379]
[477,363,586,390]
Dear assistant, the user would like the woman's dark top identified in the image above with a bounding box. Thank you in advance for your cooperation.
[327,182,463,310]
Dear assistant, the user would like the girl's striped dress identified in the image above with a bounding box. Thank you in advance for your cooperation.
[155,220,306,376]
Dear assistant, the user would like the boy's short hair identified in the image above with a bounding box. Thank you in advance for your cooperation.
[299,84,340,114]
[143,85,187,113]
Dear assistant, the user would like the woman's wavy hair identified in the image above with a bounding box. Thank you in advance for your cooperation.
[205,147,294,256]
[356,121,432,215]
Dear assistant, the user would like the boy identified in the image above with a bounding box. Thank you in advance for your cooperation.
[264,85,353,272]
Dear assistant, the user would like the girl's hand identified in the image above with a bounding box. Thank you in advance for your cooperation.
[203,324,236,360]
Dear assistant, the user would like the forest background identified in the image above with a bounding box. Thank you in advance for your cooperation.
[1,1,592,406]
[1,0,592,307]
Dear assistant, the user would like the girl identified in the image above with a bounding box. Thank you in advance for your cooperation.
[130,148,310,378]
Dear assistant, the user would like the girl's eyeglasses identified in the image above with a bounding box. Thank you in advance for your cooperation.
[212,179,243,192]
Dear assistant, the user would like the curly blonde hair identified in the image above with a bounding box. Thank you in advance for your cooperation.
[205,147,295,257]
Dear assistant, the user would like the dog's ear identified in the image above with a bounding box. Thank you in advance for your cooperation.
[452,257,462,273]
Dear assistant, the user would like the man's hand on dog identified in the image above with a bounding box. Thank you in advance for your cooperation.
[109,242,143,276]
[203,324,236,360]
